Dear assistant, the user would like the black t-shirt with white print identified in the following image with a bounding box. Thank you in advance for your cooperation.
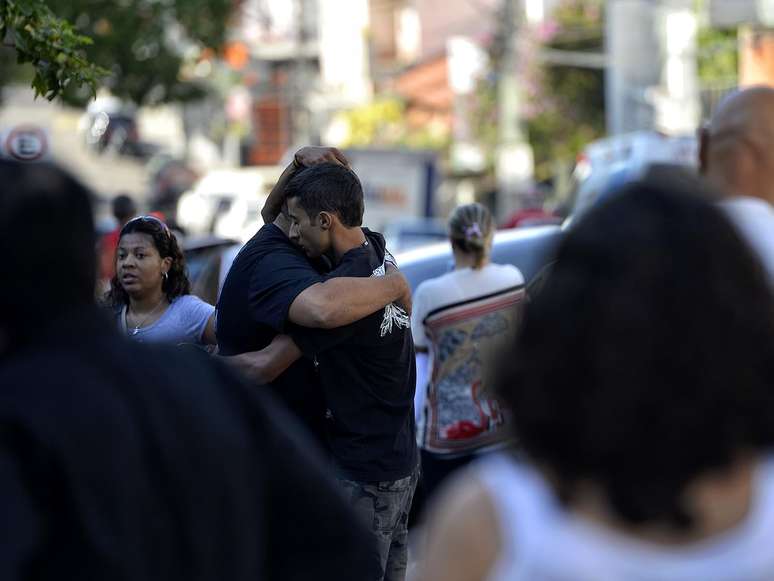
[290,230,418,483]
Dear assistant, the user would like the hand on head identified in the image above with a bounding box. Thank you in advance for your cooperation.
[294,146,349,169]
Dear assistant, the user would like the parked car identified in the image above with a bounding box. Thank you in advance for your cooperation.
[566,131,698,224]
[185,223,564,308]
[396,225,564,292]
[383,217,449,253]
[176,167,282,242]
[82,110,144,156]
[182,235,240,306]
[146,153,198,218]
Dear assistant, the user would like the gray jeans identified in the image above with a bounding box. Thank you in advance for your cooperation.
[338,464,420,581]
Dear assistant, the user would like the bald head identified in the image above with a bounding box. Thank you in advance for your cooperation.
[700,86,774,204]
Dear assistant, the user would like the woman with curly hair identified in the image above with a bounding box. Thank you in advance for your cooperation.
[106,215,216,345]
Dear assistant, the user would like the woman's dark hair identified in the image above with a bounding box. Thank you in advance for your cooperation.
[105,216,190,306]
[499,169,774,530]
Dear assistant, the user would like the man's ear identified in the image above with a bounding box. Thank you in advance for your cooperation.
[318,211,334,230]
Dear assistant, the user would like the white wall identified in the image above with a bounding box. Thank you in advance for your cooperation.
[606,0,700,135]
[317,0,372,104]
[709,0,773,26]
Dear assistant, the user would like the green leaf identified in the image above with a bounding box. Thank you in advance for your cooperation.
[1,0,107,99]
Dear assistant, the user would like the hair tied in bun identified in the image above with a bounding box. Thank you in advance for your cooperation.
[465,222,482,240]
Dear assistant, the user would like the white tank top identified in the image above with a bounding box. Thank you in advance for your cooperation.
[477,453,774,581]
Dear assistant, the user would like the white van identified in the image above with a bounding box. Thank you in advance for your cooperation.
[569,131,698,221]
[176,166,282,242]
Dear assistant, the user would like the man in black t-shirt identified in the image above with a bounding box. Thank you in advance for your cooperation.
[217,147,411,449]
[277,163,419,581]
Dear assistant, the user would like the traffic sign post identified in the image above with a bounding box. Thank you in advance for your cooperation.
[0,125,50,162]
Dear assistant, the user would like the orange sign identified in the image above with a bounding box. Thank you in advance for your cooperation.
[224,42,249,71]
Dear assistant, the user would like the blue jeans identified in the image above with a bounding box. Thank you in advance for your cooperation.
[338,463,420,581]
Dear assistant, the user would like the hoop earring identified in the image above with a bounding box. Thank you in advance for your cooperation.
[162,272,168,281]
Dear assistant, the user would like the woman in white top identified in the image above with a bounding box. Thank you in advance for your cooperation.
[105,215,216,345]
[421,171,774,580]
[411,203,525,511]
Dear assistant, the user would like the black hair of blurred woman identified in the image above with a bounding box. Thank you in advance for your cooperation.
[498,168,774,530]
[105,216,191,308]
[0,161,97,353]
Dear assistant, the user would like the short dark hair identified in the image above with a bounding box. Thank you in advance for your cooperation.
[499,170,774,530]
[111,193,137,223]
[0,161,97,350]
[105,216,191,307]
[285,163,364,227]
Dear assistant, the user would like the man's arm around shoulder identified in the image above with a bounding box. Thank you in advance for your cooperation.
[220,335,302,385]
[289,262,411,329]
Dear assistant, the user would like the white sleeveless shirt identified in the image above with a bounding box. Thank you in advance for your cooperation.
[477,453,774,581]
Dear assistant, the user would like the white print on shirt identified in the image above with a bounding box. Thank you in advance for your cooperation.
[380,303,410,337]
[372,259,410,337]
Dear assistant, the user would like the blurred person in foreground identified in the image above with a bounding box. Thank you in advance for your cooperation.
[98,193,136,289]
[700,85,774,281]
[104,215,216,345]
[0,160,375,581]
[420,170,774,581]
[410,203,525,515]
[217,146,411,449]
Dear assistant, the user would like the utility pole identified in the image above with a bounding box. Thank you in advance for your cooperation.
[496,0,534,220]
[293,0,312,144]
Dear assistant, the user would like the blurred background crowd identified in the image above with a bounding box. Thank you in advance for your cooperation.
[1,0,766,265]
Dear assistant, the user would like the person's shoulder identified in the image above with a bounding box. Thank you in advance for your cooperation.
[416,269,456,293]
[413,271,457,313]
[719,195,774,212]
[432,469,500,533]
[238,224,291,256]
[488,262,526,286]
[0,331,137,409]
[362,228,390,264]
[171,294,215,317]
[420,467,502,581]
[255,222,286,241]
[362,228,386,249]
[0,316,219,411]
[172,293,209,308]
[336,235,380,275]
[720,197,774,230]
